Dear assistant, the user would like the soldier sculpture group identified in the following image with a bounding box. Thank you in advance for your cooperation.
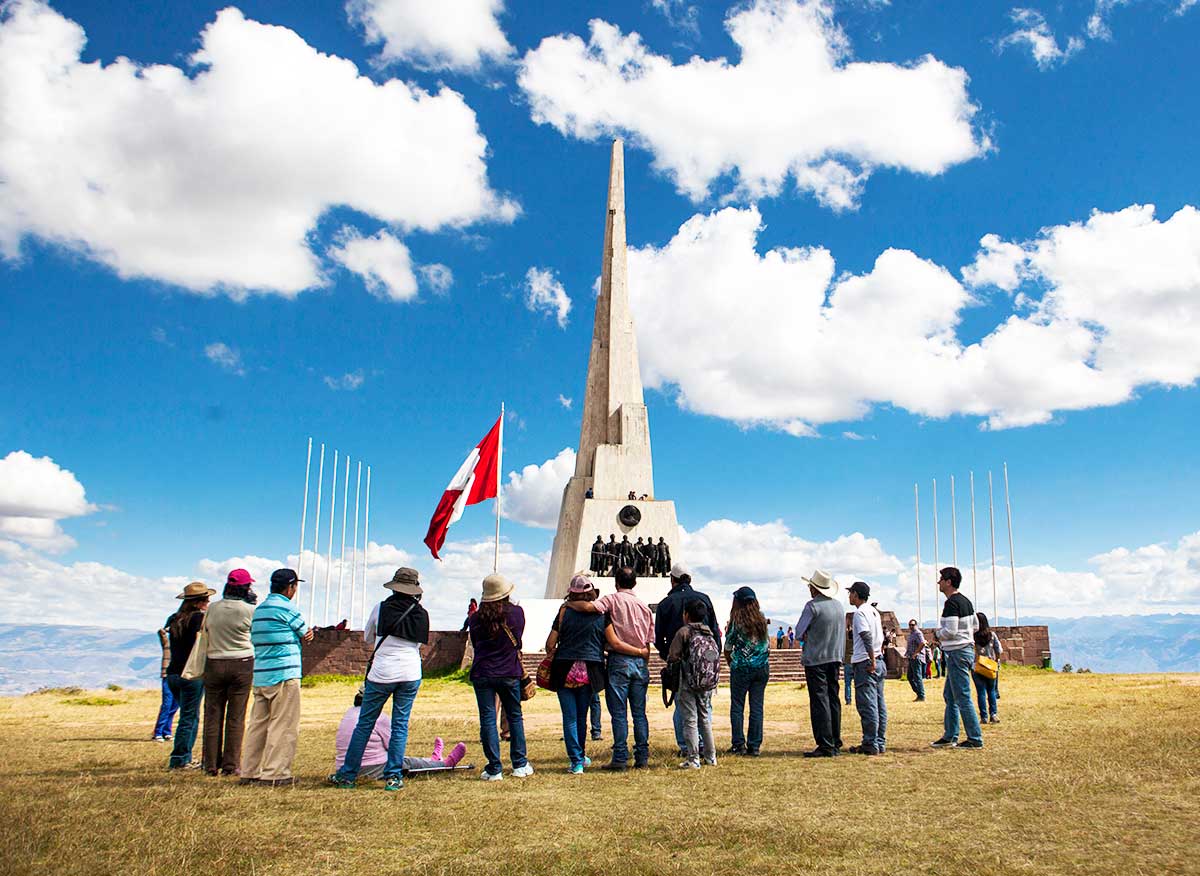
[589,534,671,577]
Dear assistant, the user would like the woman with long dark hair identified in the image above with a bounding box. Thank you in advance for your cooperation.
[723,587,770,756]
[972,612,1003,724]
[165,581,215,769]
[467,574,531,781]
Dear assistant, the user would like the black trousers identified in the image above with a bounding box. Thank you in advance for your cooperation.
[804,662,843,753]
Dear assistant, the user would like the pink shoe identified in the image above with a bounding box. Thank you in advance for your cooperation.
[431,737,444,760]
[443,742,467,769]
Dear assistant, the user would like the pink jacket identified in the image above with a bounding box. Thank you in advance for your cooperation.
[334,706,390,768]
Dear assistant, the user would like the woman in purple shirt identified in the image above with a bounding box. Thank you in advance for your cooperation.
[467,573,532,781]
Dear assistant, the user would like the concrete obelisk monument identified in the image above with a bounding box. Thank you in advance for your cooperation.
[544,139,680,602]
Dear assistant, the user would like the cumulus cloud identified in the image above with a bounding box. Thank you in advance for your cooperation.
[346,0,513,72]
[0,451,96,552]
[627,202,1200,433]
[649,0,700,35]
[998,8,1084,69]
[329,229,420,302]
[0,1,516,296]
[502,448,576,529]
[323,370,365,391]
[417,263,454,295]
[523,267,572,328]
[518,0,985,209]
[204,342,244,376]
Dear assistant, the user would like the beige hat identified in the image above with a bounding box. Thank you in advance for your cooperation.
[176,581,216,600]
[481,573,514,603]
[384,567,423,596]
[802,569,839,597]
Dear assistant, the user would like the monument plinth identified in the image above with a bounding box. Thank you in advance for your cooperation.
[544,139,680,603]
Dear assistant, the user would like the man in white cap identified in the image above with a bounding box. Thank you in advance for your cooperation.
[654,562,722,757]
[794,570,845,757]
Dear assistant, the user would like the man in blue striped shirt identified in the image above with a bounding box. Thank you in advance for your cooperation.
[240,568,313,786]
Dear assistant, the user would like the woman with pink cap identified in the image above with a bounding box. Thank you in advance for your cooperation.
[200,568,258,776]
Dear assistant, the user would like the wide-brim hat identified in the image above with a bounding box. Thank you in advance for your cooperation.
[385,567,423,596]
[481,573,514,603]
[177,581,216,600]
[802,569,839,597]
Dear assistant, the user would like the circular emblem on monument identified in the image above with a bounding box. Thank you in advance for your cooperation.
[618,504,642,527]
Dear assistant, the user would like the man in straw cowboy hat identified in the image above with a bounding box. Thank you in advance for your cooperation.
[330,568,429,791]
[241,569,312,786]
[794,570,846,757]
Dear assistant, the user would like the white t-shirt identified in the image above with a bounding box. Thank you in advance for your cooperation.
[851,603,884,664]
[364,602,423,684]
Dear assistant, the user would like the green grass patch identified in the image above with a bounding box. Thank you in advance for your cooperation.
[59,697,124,707]
[299,673,362,688]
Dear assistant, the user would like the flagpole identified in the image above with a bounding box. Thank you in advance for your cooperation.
[932,478,939,620]
[1004,462,1019,625]
[350,461,362,628]
[970,471,978,605]
[494,403,504,573]
[309,443,325,621]
[337,454,350,623]
[298,437,311,584]
[362,465,371,626]
[914,483,922,628]
[325,449,338,627]
[950,474,958,568]
[988,470,998,621]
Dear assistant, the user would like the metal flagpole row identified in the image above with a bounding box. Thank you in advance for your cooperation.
[324,450,338,627]
[914,483,922,627]
[298,438,312,588]
[350,462,362,628]
[337,454,350,624]
[362,466,371,628]
[309,444,325,621]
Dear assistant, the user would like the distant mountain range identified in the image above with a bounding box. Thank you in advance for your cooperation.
[0,615,1197,693]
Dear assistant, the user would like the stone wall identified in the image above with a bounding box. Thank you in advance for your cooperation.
[301,629,467,677]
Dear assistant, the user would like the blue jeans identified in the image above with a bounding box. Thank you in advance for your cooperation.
[843,660,853,704]
[729,664,769,752]
[338,678,421,780]
[472,677,528,776]
[154,677,178,737]
[605,654,649,765]
[943,648,983,745]
[973,671,999,720]
[165,674,204,767]
[557,686,594,768]
[907,659,926,699]
[853,657,888,752]
[590,690,602,736]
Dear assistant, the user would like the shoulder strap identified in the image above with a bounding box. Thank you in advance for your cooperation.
[364,600,417,680]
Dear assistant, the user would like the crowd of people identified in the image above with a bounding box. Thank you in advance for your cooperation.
[154,559,1003,788]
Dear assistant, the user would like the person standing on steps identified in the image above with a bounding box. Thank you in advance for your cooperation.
[847,581,886,756]
[654,563,722,757]
[930,567,984,750]
[905,618,927,701]
[724,586,770,757]
[794,570,844,758]
[776,625,785,650]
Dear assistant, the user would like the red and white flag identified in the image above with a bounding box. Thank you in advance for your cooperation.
[424,415,503,559]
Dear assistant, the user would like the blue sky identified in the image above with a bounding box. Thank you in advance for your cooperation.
[2,0,1199,630]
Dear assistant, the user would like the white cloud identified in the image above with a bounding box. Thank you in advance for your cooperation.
[998,8,1084,69]
[650,0,700,36]
[627,202,1200,433]
[557,394,573,409]
[323,370,366,391]
[346,0,513,72]
[523,266,572,328]
[329,229,418,302]
[518,0,985,209]
[502,448,575,529]
[204,342,244,376]
[0,451,96,553]
[417,263,454,295]
[0,1,516,296]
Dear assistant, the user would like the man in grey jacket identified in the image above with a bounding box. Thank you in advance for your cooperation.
[930,567,984,749]
[795,570,845,757]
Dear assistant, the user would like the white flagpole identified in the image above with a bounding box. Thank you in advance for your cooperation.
[494,403,504,573]
[970,471,978,605]
[914,483,922,627]
[298,437,311,581]
[309,443,325,621]
[337,454,350,623]
[1004,462,1019,625]
[988,470,998,621]
[950,474,958,568]
[324,449,338,626]
[362,466,371,626]
[350,461,362,628]
[932,478,939,620]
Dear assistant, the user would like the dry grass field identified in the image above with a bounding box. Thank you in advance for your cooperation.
[1,668,1197,876]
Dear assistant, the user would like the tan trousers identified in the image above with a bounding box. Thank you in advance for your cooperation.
[240,679,301,780]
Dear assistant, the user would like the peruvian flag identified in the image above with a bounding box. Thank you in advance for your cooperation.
[424,415,503,559]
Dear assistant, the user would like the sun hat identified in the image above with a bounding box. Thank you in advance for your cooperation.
[568,573,595,594]
[176,581,216,600]
[801,569,839,597]
[385,567,423,596]
[669,562,690,579]
[732,586,757,603]
[481,573,514,603]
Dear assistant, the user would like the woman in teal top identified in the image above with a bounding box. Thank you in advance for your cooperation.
[723,587,771,756]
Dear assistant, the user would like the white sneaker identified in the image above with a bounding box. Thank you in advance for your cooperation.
[678,760,701,770]
[480,769,503,781]
[511,763,534,778]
